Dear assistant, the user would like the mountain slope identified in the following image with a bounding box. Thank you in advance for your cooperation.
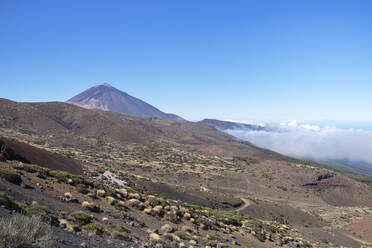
[199,118,267,131]
[0,136,83,175]
[2,99,372,246]
[67,83,185,121]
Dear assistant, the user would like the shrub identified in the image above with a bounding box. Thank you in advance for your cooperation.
[27,201,59,226]
[0,192,58,226]
[108,224,131,234]
[107,223,131,240]
[111,230,130,240]
[0,169,22,185]
[82,223,105,236]
[19,164,43,173]
[174,231,191,240]
[0,214,52,248]
[70,212,93,225]
[77,184,89,194]
[47,170,69,182]
[0,192,27,213]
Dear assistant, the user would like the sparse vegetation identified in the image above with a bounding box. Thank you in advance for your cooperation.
[0,214,52,248]
[0,169,22,185]
[0,192,27,213]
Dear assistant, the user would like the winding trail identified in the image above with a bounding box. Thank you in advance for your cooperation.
[235,198,251,212]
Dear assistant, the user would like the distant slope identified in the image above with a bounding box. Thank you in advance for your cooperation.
[199,118,267,131]
[316,159,372,176]
[0,98,281,161]
[201,118,372,177]
[67,83,185,121]
[0,136,83,175]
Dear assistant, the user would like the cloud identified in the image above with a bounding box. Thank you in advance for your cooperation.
[225,122,372,165]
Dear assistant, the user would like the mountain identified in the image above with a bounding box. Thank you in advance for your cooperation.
[1,98,372,246]
[67,83,185,121]
[199,118,268,131]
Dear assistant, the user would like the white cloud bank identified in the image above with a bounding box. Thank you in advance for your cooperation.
[225,121,372,165]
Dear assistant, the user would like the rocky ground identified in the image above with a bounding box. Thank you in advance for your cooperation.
[0,161,314,248]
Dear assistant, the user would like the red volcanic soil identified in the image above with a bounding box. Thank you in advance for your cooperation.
[0,137,83,175]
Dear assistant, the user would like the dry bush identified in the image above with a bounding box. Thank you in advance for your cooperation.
[0,214,52,248]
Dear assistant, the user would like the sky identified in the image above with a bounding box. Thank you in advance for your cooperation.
[1,0,372,122]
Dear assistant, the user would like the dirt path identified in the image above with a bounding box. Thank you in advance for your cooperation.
[235,198,251,212]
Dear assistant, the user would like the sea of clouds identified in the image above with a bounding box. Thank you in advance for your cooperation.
[224,120,372,165]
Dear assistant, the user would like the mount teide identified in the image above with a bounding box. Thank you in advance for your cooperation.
[67,83,185,121]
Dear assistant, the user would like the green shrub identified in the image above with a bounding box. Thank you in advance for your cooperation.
[108,224,131,233]
[0,169,22,185]
[0,192,27,213]
[0,192,58,226]
[174,231,191,240]
[82,223,105,236]
[20,164,43,173]
[27,202,59,226]
[70,212,93,225]
[77,184,89,194]
[47,170,69,182]
[0,214,52,248]
[111,230,130,240]
[107,224,131,240]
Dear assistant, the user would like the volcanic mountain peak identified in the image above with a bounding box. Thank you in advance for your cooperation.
[67,83,185,121]
[102,82,113,87]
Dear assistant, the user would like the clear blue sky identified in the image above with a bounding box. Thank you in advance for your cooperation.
[1,0,371,122]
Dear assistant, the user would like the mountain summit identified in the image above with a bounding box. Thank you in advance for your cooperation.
[67,83,185,121]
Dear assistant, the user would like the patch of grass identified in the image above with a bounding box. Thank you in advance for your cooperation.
[0,192,27,213]
[107,224,131,241]
[19,163,101,190]
[111,230,130,240]
[0,192,58,225]
[70,212,93,226]
[27,201,59,226]
[19,163,44,173]
[0,214,52,248]
[77,184,89,194]
[174,231,191,240]
[82,223,105,236]
[209,210,244,226]
[47,170,70,182]
[149,197,168,207]
[0,169,22,185]
[108,224,131,234]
